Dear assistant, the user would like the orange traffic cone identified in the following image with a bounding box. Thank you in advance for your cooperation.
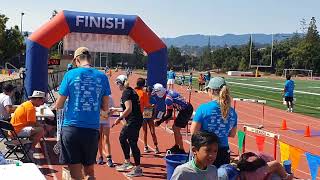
[281,119,288,130]
[304,126,311,137]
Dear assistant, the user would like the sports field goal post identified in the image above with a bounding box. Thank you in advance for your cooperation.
[283,69,313,80]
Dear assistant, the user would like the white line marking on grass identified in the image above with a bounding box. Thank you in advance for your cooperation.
[308,86,320,89]
[229,81,320,96]
[255,81,267,83]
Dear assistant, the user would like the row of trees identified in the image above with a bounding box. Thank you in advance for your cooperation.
[0,13,25,67]
[167,17,320,75]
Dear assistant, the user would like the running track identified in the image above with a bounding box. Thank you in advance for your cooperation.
[38,71,320,180]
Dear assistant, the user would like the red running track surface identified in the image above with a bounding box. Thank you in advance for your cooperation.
[38,71,319,180]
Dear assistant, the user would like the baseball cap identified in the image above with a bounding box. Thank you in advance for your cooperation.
[205,77,226,90]
[73,47,90,59]
[152,83,166,97]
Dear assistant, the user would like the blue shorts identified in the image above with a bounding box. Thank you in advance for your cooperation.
[60,126,99,166]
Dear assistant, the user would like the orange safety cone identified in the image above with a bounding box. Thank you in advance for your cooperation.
[304,126,311,137]
[281,119,288,130]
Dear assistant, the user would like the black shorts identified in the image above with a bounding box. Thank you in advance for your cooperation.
[60,126,99,166]
[213,146,230,168]
[285,96,293,102]
[174,104,193,128]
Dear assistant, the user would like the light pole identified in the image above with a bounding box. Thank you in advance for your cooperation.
[20,12,25,34]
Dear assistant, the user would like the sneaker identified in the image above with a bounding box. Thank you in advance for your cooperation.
[106,157,114,167]
[144,146,150,153]
[287,108,290,112]
[166,145,180,154]
[154,147,160,154]
[116,162,133,172]
[97,156,105,165]
[126,166,143,177]
[290,108,293,112]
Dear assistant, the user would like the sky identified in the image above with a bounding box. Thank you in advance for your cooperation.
[1,0,319,38]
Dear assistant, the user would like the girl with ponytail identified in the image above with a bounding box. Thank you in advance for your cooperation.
[191,77,238,168]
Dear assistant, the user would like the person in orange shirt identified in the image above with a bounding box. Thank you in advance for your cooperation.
[10,91,45,156]
[134,78,159,154]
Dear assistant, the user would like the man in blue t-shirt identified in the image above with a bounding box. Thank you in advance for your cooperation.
[283,75,295,112]
[54,47,111,179]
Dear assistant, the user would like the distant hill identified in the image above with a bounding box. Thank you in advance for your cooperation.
[162,33,295,47]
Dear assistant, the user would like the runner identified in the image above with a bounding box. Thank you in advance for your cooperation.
[191,77,237,168]
[283,75,295,112]
[97,95,115,167]
[153,83,193,154]
[167,68,176,90]
[134,78,160,154]
[112,75,143,177]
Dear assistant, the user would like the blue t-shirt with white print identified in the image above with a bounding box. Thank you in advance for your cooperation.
[193,101,237,147]
[59,67,111,129]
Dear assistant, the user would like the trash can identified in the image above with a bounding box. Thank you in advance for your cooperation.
[164,154,188,180]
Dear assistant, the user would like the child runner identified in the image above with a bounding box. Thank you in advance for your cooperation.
[112,75,143,177]
[171,131,219,180]
[153,83,193,154]
[97,95,115,167]
[134,78,160,154]
[181,73,186,86]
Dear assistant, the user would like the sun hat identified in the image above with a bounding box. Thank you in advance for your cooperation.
[205,77,226,90]
[28,90,46,99]
[73,47,90,60]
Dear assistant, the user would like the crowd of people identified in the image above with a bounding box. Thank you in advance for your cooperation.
[0,46,296,180]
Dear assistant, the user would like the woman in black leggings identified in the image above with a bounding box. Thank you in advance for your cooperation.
[112,75,143,177]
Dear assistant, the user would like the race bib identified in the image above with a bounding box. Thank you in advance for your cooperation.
[157,111,164,119]
[143,107,153,119]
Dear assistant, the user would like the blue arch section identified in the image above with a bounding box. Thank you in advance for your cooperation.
[63,10,137,35]
[147,48,168,87]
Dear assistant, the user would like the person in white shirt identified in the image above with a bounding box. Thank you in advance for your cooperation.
[0,84,15,121]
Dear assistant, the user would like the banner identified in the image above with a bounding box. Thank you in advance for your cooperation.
[279,141,290,164]
[63,32,135,54]
[255,135,265,152]
[305,152,320,180]
[237,131,245,154]
[289,146,303,173]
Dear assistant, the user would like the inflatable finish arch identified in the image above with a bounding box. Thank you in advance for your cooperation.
[26,10,167,96]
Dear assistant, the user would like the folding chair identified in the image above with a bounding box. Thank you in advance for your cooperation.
[0,120,32,162]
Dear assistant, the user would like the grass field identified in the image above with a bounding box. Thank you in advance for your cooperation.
[192,76,320,118]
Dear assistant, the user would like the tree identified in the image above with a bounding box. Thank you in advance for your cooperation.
[0,13,24,66]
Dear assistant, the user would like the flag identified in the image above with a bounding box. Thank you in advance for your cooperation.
[237,131,245,154]
[305,152,320,180]
[279,141,290,164]
[255,135,265,152]
[289,146,303,173]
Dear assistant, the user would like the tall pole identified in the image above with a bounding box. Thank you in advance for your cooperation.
[270,34,273,67]
[249,34,252,68]
[20,12,25,34]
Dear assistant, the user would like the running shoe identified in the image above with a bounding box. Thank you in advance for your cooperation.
[116,162,133,172]
[126,166,143,177]
[144,146,150,153]
[154,147,160,154]
[106,157,114,167]
[97,156,105,165]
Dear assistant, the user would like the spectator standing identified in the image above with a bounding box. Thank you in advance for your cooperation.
[283,75,295,112]
[0,84,16,121]
[54,47,110,179]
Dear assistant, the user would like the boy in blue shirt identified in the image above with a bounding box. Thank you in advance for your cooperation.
[283,75,295,112]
